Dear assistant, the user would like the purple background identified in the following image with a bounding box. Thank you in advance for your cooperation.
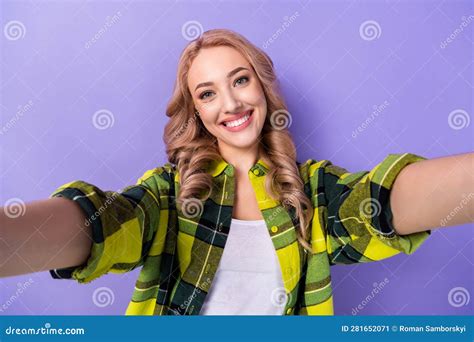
[1,0,472,315]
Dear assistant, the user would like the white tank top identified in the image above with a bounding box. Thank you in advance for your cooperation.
[199,218,287,315]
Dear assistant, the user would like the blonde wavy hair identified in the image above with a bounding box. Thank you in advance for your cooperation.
[163,28,313,253]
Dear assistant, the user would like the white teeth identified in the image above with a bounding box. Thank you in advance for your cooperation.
[223,112,251,127]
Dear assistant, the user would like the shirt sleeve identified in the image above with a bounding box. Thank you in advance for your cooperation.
[307,153,431,265]
[48,167,170,284]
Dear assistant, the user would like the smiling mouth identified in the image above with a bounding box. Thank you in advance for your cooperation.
[220,110,253,127]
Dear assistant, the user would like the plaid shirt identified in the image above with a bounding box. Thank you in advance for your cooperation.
[49,152,431,315]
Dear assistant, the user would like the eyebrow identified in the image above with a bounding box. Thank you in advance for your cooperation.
[194,66,249,92]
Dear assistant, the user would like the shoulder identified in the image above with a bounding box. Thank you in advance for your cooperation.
[297,158,353,200]
[135,162,177,189]
[297,158,344,181]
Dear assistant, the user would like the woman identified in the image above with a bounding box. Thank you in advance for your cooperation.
[1,29,472,316]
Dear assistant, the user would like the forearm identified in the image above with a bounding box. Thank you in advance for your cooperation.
[390,152,474,235]
[0,197,92,278]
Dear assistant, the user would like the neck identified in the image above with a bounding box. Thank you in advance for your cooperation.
[217,142,263,176]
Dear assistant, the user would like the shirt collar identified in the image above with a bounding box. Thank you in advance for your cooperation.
[207,157,270,178]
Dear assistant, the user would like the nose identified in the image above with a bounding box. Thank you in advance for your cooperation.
[221,88,243,114]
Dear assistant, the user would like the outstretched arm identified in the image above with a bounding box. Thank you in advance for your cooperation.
[390,152,474,235]
[0,197,92,278]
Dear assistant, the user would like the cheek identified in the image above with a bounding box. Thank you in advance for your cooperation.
[245,84,266,106]
[198,111,220,131]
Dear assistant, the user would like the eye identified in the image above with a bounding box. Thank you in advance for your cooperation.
[234,76,249,86]
[199,91,214,100]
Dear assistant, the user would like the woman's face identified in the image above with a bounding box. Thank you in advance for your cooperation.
[187,46,267,151]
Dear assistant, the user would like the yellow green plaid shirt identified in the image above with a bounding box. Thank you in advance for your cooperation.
[49,152,431,315]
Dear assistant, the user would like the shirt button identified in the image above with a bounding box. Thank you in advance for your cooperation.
[224,165,234,177]
[252,169,260,176]
[271,225,278,233]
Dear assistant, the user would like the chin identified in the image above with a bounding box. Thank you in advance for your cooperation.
[222,135,260,148]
